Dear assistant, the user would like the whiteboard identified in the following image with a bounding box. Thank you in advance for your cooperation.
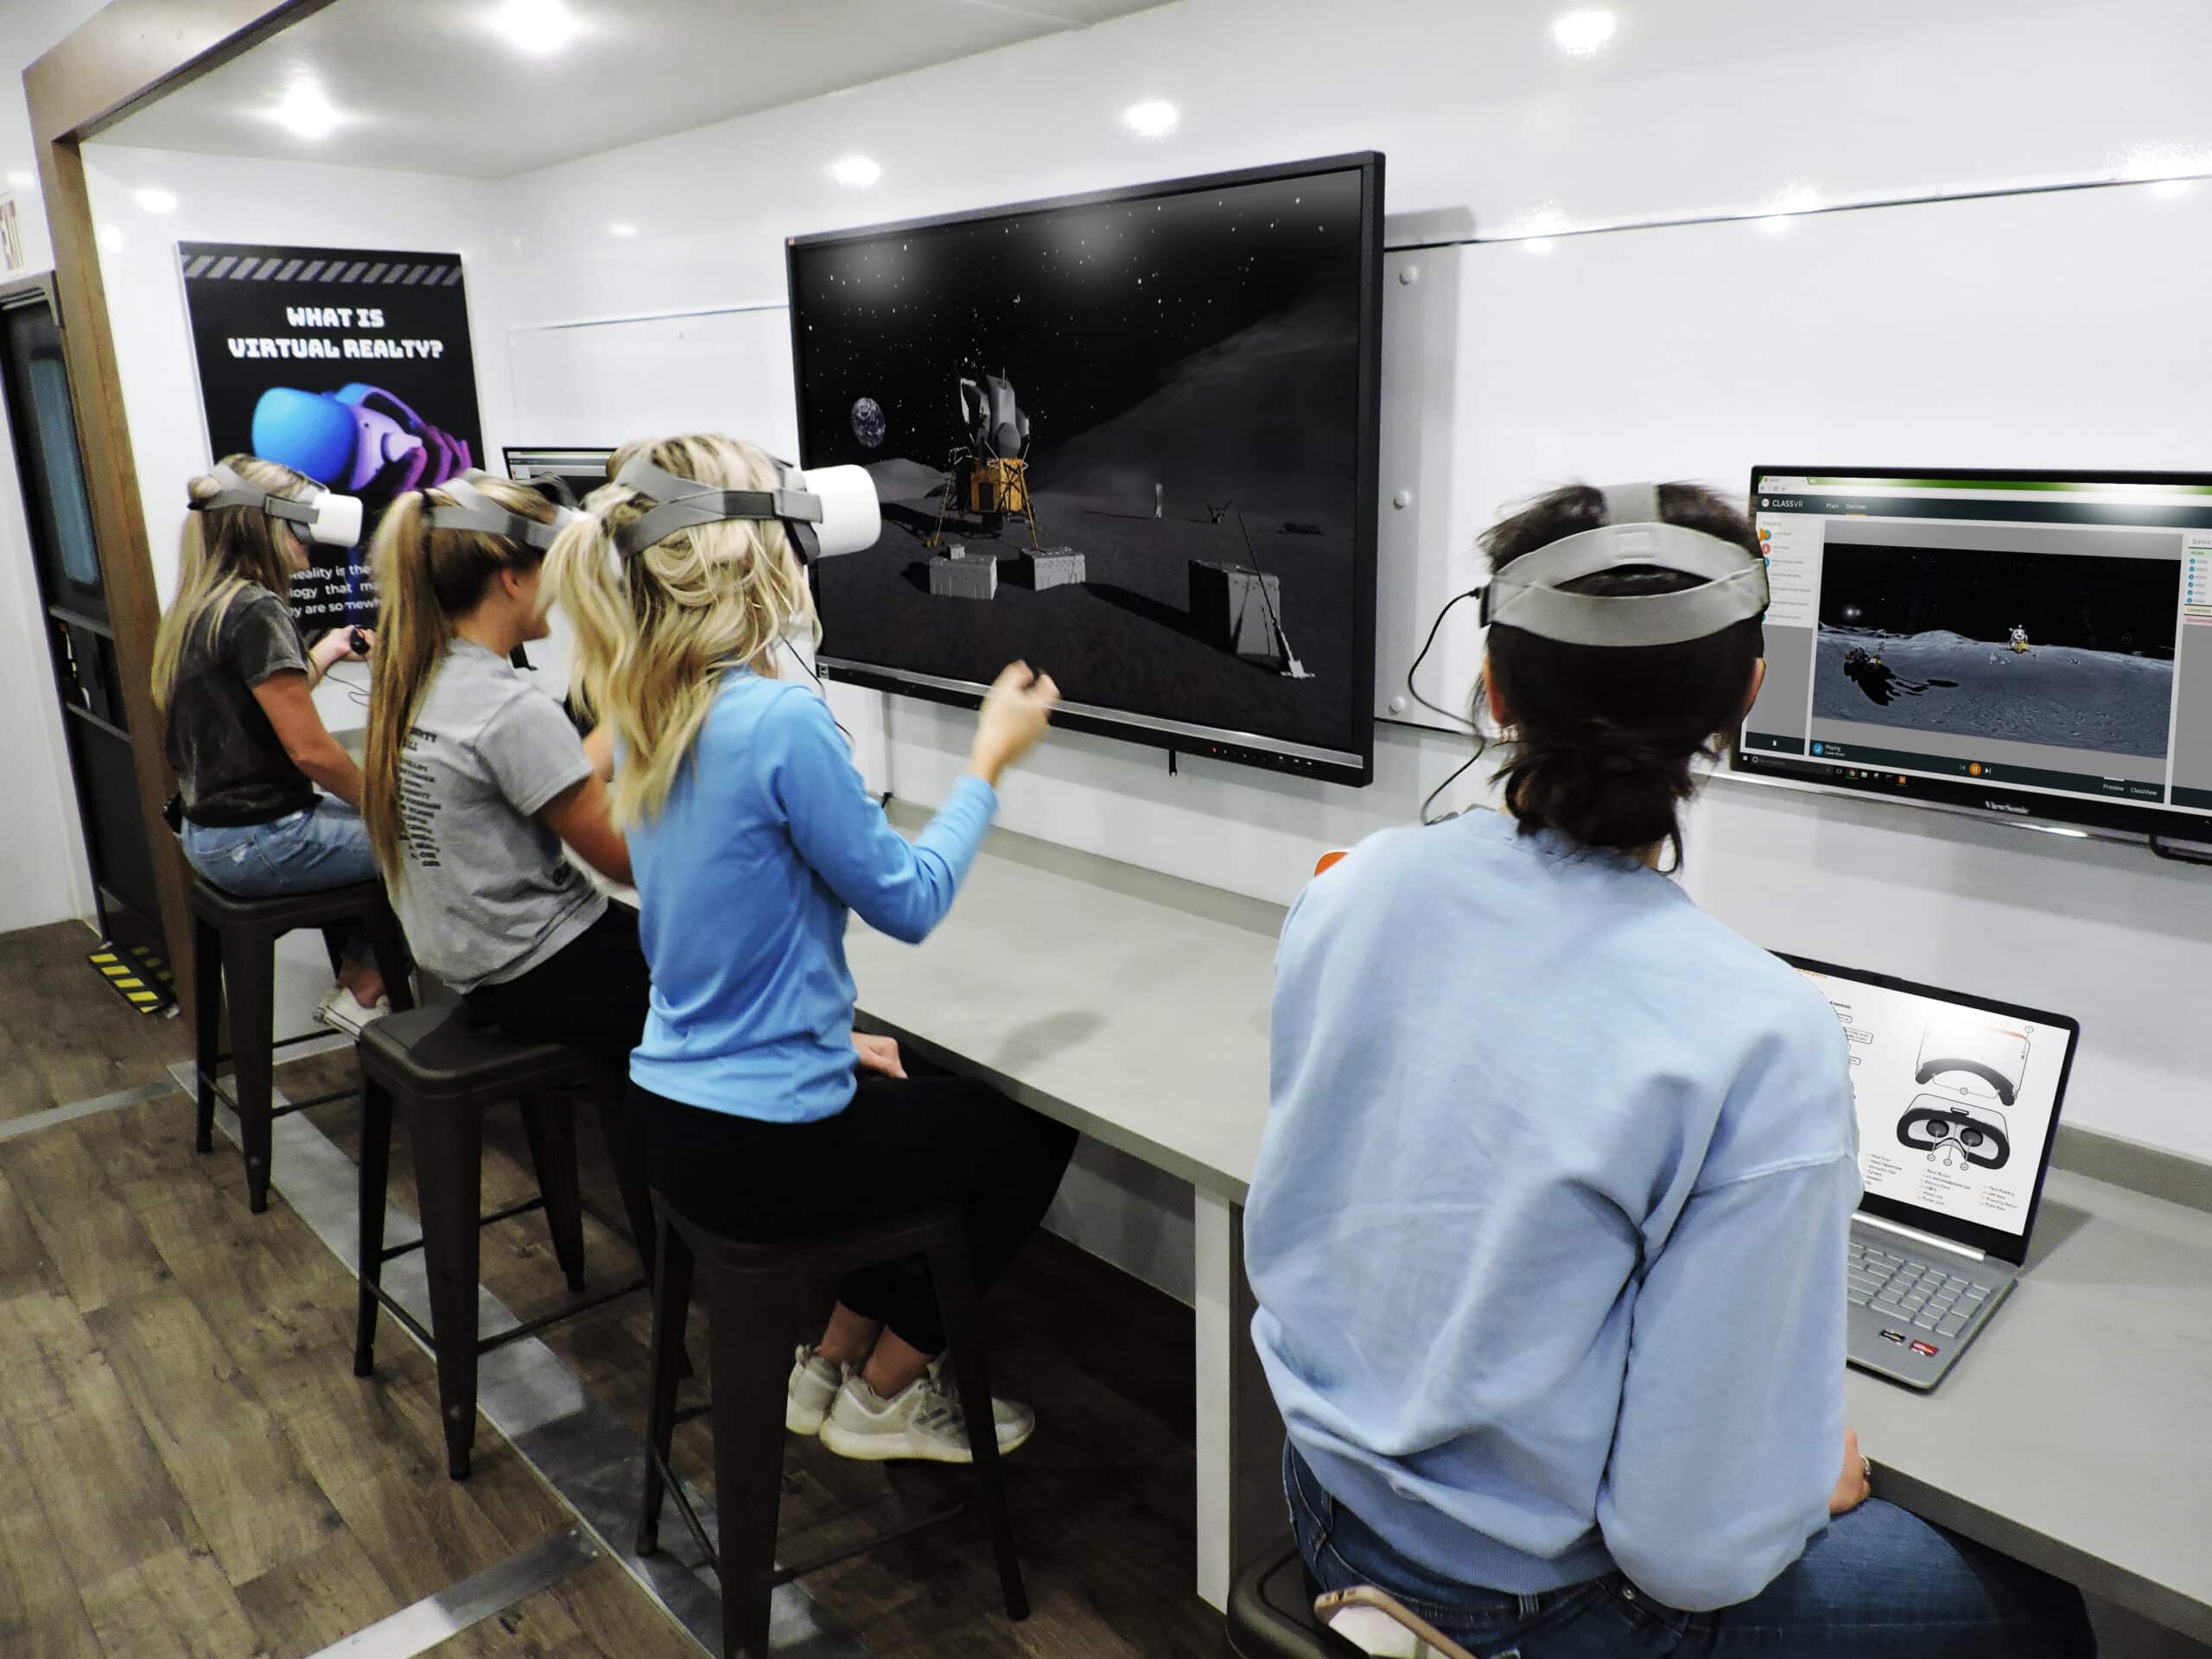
[505,303,799,458]
[1375,181,2212,733]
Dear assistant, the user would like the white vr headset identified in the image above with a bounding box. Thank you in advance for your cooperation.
[426,471,581,551]
[611,454,880,566]
[1480,483,1770,646]
[188,461,365,550]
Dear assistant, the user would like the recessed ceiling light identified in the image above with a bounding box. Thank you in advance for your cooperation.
[134,187,177,214]
[1122,99,1179,140]
[4,168,33,190]
[1551,10,1618,56]
[607,221,638,238]
[490,0,582,54]
[2152,178,2193,200]
[831,155,881,188]
[268,79,341,140]
[1522,238,1555,255]
[98,223,124,255]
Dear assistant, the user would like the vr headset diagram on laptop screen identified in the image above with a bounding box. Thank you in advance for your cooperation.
[1807,976,2064,1241]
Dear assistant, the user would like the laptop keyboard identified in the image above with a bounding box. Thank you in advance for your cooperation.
[1847,1239,1993,1340]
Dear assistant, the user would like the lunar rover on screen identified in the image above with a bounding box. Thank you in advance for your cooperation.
[927,372,1045,551]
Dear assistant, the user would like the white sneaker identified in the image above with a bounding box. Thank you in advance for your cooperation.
[786,1346,843,1436]
[316,986,389,1038]
[817,1359,1035,1464]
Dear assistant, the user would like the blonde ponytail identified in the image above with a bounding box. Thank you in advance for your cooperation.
[541,434,817,825]
[363,477,563,880]
[152,454,315,710]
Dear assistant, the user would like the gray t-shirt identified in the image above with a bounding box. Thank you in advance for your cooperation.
[164,585,317,827]
[389,640,607,994]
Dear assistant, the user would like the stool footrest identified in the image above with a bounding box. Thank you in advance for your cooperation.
[773,1500,971,1585]
[372,1195,554,1265]
[475,1277,647,1357]
[362,1274,646,1359]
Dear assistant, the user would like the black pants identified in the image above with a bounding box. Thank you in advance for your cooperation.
[466,903,651,1071]
[467,905,654,1246]
[640,1072,1078,1355]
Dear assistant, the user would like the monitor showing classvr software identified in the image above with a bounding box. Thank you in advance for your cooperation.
[1734,467,2212,840]
[785,154,1383,786]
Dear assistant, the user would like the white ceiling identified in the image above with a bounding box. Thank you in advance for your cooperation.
[96,0,1170,178]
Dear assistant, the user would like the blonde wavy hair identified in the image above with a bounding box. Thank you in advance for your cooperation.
[151,454,320,710]
[362,477,565,880]
[541,433,818,823]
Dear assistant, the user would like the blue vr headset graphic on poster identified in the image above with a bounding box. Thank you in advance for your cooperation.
[177,243,486,632]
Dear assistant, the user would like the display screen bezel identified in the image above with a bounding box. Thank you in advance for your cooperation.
[784,152,1385,788]
[1732,463,2212,843]
[1779,952,2079,1265]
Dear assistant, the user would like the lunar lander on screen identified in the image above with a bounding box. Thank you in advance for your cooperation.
[927,372,1046,551]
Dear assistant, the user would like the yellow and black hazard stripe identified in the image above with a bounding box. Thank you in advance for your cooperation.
[88,945,177,1014]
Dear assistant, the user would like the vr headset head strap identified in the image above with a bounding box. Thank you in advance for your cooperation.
[427,471,578,552]
[1480,481,1770,647]
[612,454,824,563]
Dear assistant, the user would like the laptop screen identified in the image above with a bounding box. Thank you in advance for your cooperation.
[1781,957,2079,1265]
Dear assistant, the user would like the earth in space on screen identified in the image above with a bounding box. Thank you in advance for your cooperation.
[1810,542,2180,760]
[791,168,1365,754]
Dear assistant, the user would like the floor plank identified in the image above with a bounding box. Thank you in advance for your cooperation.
[88,1284,344,1586]
[6,1122,175,1315]
[0,922,188,1119]
[0,1290,206,1573]
[75,1546,262,1659]
[0,1410,102,1659]
[232,1534,404,1659]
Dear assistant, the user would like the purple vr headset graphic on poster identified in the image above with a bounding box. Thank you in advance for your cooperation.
[178,243,485,630]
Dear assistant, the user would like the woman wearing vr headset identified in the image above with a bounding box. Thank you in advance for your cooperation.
[358,474,659,1256]
[154,454,389,1033]
[1243,485,2093,1656]
[543,433,1077,1465]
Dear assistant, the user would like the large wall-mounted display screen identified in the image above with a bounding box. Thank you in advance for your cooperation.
[785,154,1382,785]
[1734,467,2212,841]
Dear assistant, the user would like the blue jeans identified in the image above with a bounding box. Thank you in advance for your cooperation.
[1286,1444,2096,1657]
[179,798,380,966]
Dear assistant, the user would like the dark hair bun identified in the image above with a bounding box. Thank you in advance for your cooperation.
[1478,483,1764,863]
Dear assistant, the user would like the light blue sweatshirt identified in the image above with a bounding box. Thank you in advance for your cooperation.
[1246,810,1859,1612]
[626,671,995,1121]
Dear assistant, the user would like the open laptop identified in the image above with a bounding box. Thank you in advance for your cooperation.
[1781,956,2080,1390]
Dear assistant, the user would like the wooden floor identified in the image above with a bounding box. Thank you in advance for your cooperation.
[0,924,1227,1657]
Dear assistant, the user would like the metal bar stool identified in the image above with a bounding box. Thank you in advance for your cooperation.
[635,1197,1028,1659]
[189,874,415,1212]
[353,1003,646,1479]
[1227,1538,1478,1659]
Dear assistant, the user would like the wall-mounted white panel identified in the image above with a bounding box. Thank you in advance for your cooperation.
[1377,181,2212,731]
[505,307,798,456]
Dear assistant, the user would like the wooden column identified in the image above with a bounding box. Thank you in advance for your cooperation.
[23,0,337,1013]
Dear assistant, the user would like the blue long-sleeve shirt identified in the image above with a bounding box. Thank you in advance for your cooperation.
[626,671,995,1121]
[1245,810,1859,1612]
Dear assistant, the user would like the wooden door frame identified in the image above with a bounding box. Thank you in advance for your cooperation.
[22,1,340,1014]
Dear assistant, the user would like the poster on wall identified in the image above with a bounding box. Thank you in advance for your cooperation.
[176,242,483,631]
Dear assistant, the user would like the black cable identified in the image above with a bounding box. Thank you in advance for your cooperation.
[781,639,854,744]
[1421,750,1482,825]
[1407,588,1483,728]
[321,665,372,709]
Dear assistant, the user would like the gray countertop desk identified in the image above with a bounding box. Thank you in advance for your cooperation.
[840,821,2212,1633]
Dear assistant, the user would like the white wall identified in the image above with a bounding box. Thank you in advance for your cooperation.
[0,0,115,935]
[485,0,2212,1167]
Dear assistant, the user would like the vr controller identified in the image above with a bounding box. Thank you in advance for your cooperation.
[251,383,473,497]
[1897,1096,2012,1170]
